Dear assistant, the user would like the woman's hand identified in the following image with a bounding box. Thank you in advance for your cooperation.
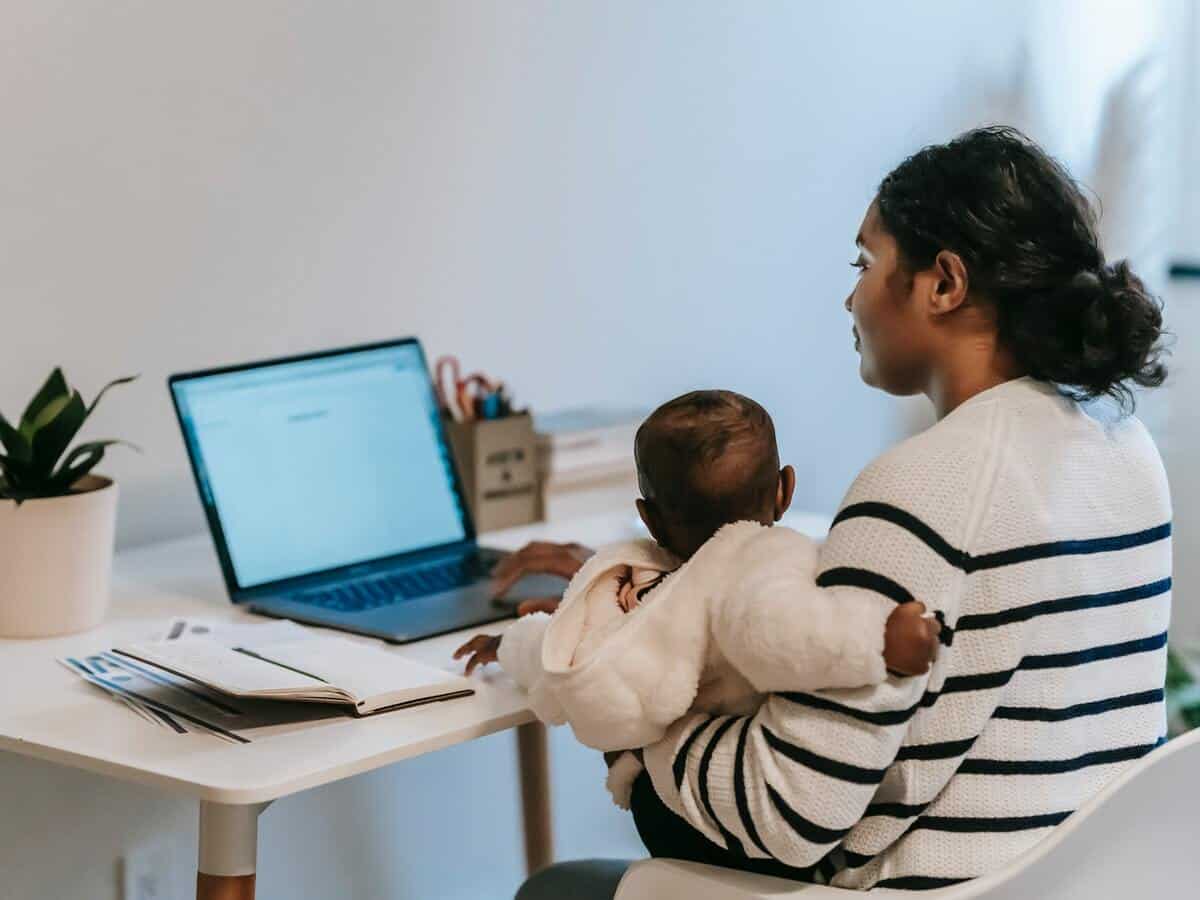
[883,601,942,675]
[453,633,503,675]
[490,540,593,615]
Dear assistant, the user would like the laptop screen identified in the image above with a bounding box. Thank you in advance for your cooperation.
[171,341,469,590]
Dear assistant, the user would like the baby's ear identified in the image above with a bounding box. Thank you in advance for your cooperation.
[774,466,797,521]
[637,498,666,546]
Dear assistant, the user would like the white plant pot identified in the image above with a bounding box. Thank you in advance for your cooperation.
[0,475,118,638]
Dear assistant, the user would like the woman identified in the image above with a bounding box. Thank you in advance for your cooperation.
[501,127,1171,897]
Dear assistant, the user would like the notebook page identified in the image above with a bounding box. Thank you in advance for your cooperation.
[115,640,330,696]
[238,636,470,710]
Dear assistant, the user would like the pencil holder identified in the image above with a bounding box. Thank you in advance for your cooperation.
[445,413,541,532]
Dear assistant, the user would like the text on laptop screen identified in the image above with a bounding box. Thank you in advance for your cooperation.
[172,344,468,588]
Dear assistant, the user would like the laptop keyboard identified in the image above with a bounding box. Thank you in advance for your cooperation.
[296,554,497,613]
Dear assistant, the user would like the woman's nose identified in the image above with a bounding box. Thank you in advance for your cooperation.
[844,291,853,313]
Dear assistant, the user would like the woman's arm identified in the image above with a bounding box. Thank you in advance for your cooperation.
[640,669,936,867]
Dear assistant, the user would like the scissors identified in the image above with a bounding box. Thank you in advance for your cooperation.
[434,355,463,417]
[435,356,499,423]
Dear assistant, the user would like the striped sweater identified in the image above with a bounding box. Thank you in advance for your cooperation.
[639,376,1172,889]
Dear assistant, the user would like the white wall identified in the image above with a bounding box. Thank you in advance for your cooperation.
[0,3,1186,898]
[0,0,1032,550]
[1170,0,1200,260]
[1165,1,1200,653]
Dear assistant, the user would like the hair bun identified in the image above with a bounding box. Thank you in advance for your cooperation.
[1041,260,1167,404]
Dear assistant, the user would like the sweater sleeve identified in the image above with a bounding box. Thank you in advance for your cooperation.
[641,412,1008,868]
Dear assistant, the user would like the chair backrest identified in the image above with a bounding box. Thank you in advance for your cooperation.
[615,730,1200,900]
[946,728,1200,899]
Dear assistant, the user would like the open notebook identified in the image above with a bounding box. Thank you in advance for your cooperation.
[112,634,474,716]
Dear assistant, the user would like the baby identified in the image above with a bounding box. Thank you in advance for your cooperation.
[456,390,938,806]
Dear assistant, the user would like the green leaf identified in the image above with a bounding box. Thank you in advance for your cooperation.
[0,456,34,503]
[0,449,33,486]
[23,392,71,438]
[56,439,135,471]
[0,451,25,488]
[86,374,138,417]
[19,368,69,431]
[45,439,138,493]
[0,410,32,463]
[28,390,86,478]
[44,456,102,494]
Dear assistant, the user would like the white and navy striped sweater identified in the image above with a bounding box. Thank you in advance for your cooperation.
[640,377,1172,889]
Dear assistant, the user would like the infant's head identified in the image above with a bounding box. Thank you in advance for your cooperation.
[634,390,795,560]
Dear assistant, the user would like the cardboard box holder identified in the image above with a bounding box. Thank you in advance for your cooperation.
[445,413,542,532]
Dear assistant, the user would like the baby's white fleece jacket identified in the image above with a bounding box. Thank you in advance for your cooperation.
[495,521,896,805]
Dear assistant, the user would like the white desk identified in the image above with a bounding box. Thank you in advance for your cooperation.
[0,509,830,899]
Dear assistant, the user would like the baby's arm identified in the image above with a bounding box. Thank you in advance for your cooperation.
[712,528,938,693]
[495,612,554,691]
[453,612,552,689]
[454,612,570,727]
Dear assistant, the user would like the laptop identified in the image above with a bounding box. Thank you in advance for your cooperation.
[168,337,567,643]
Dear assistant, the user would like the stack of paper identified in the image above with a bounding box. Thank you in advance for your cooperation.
[61,621,342,743]
[534,407,644,487]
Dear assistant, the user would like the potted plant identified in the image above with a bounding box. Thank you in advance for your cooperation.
[0,369,137,637]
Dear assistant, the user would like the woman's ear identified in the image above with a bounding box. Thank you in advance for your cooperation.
[929,249,969,316]
[774,465,797,521]
[636,498,669,547]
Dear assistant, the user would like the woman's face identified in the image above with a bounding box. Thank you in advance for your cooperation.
[845,202,935,395]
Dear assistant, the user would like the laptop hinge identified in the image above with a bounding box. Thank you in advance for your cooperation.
[233,539,482,602]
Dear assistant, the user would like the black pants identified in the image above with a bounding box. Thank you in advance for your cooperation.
[629,770,818,881]
[514,772,814,899]
[514,859,632,900]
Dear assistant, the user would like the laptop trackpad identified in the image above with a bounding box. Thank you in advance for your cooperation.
[493,572,570,606]
[369,573,569,639]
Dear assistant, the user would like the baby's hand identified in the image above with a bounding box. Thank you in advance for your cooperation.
[883,602,941,675]
[453,633,503,675]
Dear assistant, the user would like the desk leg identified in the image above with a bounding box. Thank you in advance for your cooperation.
[196,801,271,900]
[517,721,554,874]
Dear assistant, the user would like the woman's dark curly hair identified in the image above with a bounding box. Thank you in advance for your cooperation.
[876,126,1167,410]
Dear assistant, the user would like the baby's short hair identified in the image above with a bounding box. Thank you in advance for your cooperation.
[635,390,780,536]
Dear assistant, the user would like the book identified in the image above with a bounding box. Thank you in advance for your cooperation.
[111,633,474,717]
[534,406,644,480]
[533,406,647,439]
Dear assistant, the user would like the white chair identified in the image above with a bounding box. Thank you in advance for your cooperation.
[615,728,1200,899]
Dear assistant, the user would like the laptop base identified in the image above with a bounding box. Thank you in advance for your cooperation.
[247,571,568,644]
